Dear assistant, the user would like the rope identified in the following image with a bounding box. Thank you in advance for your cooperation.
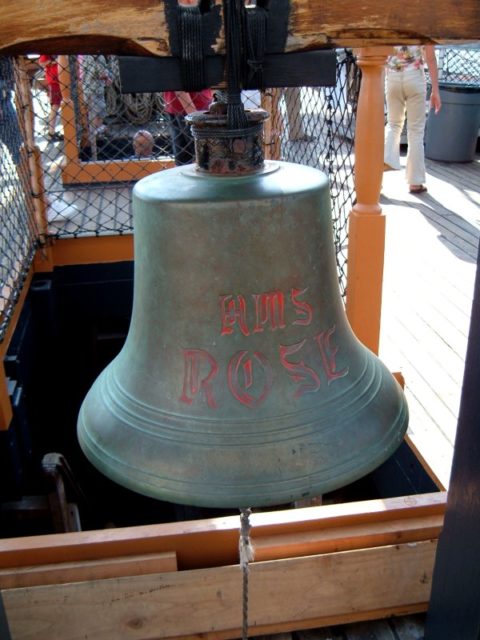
[244,5,268,89]
[239,508,254,640]
[223,0,248,129]
[179,5,205,92]
[108,57,156,125]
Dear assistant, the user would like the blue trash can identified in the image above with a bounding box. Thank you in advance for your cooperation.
[425,83,480,162]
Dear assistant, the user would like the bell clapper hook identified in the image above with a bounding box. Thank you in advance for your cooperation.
[239,507,254,640]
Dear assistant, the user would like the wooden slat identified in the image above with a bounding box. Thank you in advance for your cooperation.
[0,551,177,590]
[0,493,445,572]
[253,514,443,561]
[2,541,437,640]
[0,0,478,55]
[36,236,134,270]
[61,158,172,185]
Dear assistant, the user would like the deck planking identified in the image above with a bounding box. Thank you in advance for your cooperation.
[379,152,480,490]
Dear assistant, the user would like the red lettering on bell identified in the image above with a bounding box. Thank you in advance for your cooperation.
[219,295,250,336]
[252,291,286,333]
[291,287,313,326]
[279,340,321,397]
[227,350,274,408]
[179,349,219,409]
[314,325,349,383]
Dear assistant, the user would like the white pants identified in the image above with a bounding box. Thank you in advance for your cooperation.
[384,68,427,186]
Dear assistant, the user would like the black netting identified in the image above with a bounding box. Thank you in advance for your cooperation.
[1,50,360,341]
[267,50,359,295]
[0,57,38,341]
[437,45,480,87]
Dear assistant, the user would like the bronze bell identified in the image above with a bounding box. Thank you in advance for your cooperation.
[77,107,408,508]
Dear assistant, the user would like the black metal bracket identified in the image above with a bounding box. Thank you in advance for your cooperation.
[118,0,336,94]
[118,50,336,93]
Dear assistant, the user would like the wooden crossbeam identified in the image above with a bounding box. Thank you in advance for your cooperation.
[0,0,478,55]
[0,492,445,572]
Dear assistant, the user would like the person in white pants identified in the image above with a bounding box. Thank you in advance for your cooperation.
[384,45,441,194]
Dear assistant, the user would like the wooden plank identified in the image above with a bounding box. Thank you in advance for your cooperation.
[2,541,437,640]
[253,514,443,562]
[0,493,445,572]
[0,0,478,56]
[61,158,173,185]
[43,236,134,268]
[0,551,177,590]
[405,433,451,491]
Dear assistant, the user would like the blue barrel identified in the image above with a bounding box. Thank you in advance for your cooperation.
[425,83,480,162]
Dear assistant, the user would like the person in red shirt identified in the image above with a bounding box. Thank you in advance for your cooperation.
[38,55,63,141]
[164,90,212,165]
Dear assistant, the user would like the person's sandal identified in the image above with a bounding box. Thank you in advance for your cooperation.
[409,185,427,194]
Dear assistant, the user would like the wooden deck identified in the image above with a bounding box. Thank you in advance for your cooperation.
[379,151,480,491]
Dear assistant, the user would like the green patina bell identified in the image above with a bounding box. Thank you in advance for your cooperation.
[77,105,408,508]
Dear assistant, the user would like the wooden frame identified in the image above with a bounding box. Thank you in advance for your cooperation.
[0,493,445,639]
[56,55,174,186]
[0,0,478,55]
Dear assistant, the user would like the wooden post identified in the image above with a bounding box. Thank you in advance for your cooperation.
[345,47,392,354]
[16,58,49,244]
[262,89,282,161]
[57,54,80,166]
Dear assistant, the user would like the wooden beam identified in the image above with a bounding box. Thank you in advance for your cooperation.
[253,514,443,562]
[34,236,134,271]
[1,541,437,640]
[0,492,445,571]
[0,551,177,590]
[61,158,173,185]
[0,0,478,55]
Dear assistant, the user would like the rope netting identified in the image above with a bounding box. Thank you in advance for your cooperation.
[7,44,477,343]
[1,49,364,343]
[437,45,480,87]
[0,56,39,341]
[3,46,477,342]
